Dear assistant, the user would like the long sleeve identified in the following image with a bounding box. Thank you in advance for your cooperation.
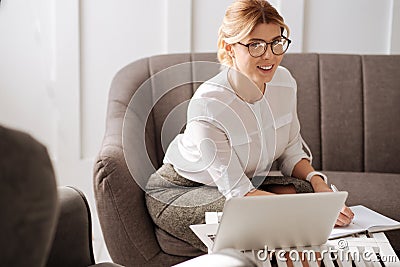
[164,67,305,197]
[277,97,312,177]
[172,120,255,199]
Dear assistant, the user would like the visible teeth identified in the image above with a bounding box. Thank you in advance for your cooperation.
[259,65,272,70]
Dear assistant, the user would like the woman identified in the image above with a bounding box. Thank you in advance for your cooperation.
[146,0,353,252]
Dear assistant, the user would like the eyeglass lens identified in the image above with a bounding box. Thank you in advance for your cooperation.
[248,38,289,57]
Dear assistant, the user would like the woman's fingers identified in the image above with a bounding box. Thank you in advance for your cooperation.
[342,206,354,220]
[335,206,354,226]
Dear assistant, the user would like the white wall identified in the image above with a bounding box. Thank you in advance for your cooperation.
[391,0,400,53]
[1,0,399,263]
[192,0,232,52]
[303,0,393,54]
[191,0,399,54]
[0,0,57,155]
[80,0,167,158]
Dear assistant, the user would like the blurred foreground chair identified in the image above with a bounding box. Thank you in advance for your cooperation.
[0,125,121,267]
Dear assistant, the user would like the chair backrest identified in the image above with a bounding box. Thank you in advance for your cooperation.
[281,54,400,173]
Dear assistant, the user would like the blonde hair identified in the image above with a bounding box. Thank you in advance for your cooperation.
[217,0,290,67]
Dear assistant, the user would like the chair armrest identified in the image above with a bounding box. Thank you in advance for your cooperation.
[94,145,163,264]
[46,186,95,267]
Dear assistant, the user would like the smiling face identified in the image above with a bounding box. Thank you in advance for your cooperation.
[226,23,284,92]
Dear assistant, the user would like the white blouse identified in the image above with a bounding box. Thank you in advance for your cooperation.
[164,66,311,199]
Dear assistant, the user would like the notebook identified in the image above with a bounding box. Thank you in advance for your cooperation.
[329,205,400,239]
[191,191,348,252]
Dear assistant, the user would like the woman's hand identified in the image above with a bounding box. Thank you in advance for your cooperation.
[310,176,354,226]
[335,205,354,226]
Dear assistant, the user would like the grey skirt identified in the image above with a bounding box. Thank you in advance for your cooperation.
[145,163,313,252]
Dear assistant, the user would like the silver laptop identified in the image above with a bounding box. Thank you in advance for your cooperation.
[212,191,348,252]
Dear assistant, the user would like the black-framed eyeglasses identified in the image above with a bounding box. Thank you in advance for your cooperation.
[237,36,291,57]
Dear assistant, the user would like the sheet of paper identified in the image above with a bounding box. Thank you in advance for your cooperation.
[190,223,219,250]
[329,222,366,239]
[205,212,222,224]
[351,205,400,230]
